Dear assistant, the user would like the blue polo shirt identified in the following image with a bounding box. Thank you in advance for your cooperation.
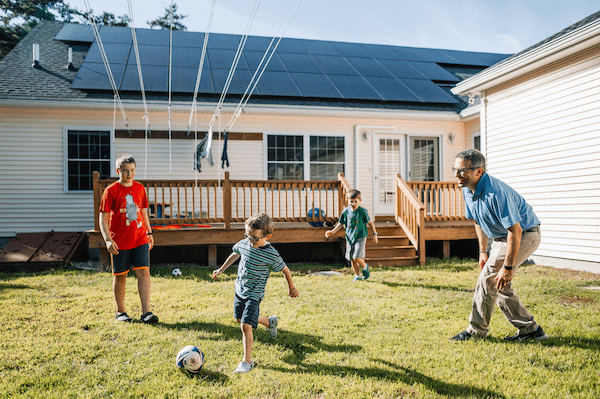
[463,173,540,239]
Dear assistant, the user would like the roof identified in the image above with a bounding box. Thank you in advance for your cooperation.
[453,10,600,95]
[1,21,509,112]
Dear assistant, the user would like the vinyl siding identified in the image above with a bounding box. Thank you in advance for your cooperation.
[0,105,464,235]
[484,49,600,266]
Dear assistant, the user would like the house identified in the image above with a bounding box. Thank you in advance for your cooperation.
[0,21,509,264]
[452,11,600,273]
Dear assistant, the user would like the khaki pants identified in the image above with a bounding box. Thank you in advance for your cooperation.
[466,228,541,337]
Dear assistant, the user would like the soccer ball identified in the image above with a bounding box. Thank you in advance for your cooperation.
[172,268,182,277]
[176,345,204,376]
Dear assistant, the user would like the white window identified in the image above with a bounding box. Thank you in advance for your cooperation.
[66,129,111,191]
[409,137,439,181]
[267,134,345,180]
[473,134,481,151]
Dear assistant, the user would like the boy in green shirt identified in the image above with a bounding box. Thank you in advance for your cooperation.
[325,190,378,280]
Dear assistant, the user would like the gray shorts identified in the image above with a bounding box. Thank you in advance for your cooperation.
[345,237,367,261]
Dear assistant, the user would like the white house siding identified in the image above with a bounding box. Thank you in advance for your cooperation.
[464,118,480,151]
[483,48,600,272]
[0,104,465,236]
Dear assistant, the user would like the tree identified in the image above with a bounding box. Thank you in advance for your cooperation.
[147,3,187,31]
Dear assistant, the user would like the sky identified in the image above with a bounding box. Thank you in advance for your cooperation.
[67,0,600,55]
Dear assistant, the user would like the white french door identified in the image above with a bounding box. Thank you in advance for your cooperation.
[374,135,406,215]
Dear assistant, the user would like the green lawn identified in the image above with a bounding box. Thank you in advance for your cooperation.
[1,260,599,398]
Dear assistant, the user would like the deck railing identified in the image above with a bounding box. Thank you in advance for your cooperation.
[406,181,466,221]
[394,174,425,265]
[93,171,343,230]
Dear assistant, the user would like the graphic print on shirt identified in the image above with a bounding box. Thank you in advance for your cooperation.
[124,194,141,228]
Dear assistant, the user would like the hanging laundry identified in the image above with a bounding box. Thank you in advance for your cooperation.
[194,130,214,172]
[221,131,230,168]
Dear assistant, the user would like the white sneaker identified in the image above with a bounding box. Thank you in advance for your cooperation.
[233,361,254,374]
[268,315,278,339]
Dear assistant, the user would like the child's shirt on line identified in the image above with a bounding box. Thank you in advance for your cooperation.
[233,239,286,301]
[339,206,371,245]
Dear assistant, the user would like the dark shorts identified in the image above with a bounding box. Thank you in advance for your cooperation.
[233,294,261,329]
[111,243,150,275]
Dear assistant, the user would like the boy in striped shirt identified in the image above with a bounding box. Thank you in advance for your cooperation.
[212,213,299,374]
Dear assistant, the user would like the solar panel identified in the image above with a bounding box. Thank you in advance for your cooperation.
[98,26,132,44]
[468,52,510,65]
[360,44,401,60]
[127,44,169,66]
[172,30,205,48]
[207,33,240,50]
[133,28,169,46]
[171,66,213,93]
[210,68,255,95]
[278,53,322,73]
[120,64,168,92]
[376,59,426,80]
[389,47,431,62]
[311,55,358,75]
[243,51,286,72]
[345,57,393,77]
[300,39,337,56]
[273,38,307,54]
[289,73,343,98]
[256,71,302,96]
[71,62,126,90]
[329,42,371,58]
[327,75,382,100]
[412,47,457,64]
[171,46,205,68]
[363,77,421,102]
[407,61,460,82]
[439,49,489,66]
[54,23,95,43]
[243,36,272,52]
[207,49,249,70]
[85,42,131,64]
[400,79,458,103]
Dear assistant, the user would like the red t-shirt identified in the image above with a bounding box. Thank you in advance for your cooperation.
[99,181,149,250]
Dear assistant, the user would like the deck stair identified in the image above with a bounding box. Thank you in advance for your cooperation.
[364,223,418,267]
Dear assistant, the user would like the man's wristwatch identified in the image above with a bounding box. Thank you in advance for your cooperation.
[503,265,514,270]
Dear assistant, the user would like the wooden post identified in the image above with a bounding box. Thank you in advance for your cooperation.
[223,172,231,229]
[443,240,451,260]
[93,171,101,231]
[208,244,217,267]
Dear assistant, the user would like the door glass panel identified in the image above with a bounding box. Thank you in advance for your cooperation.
[379,138,400,204]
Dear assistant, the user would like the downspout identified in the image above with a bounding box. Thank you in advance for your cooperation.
[353,124,395,195]
[479,92,487,157]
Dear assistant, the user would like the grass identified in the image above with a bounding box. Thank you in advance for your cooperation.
[1,259,599,398]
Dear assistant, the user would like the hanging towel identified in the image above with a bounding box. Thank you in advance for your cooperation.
[194,130,215,172]
[221,131,230,168]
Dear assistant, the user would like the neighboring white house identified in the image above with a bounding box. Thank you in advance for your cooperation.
[453,11,600,273]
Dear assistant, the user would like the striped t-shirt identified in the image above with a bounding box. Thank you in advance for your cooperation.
[233,239,286,301]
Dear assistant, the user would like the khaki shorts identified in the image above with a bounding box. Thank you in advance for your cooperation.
[345,237,367,261]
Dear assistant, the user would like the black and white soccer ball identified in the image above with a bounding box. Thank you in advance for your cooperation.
[172,268,182,277]
[176,345,204,376]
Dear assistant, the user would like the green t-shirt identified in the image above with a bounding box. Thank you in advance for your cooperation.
[339,206,370,245]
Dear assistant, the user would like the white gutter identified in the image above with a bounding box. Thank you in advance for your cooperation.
[0,98,460,121]
[353,125,395,189]
[452,17,600,96]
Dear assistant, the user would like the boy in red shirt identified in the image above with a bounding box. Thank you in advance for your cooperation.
[99,154,158,323]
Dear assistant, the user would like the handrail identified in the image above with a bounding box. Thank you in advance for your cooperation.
[337,172,352,213]
[395,174,426,265]
[92,171,342,229]
[407,181,466,221]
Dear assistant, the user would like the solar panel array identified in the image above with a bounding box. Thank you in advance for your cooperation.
[59,24,508,104]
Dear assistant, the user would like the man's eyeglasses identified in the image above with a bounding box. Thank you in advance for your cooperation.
[244,233,266,243]
[452,167,479,176]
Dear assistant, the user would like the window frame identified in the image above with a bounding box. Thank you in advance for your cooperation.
[263,133,346,181]
[63,126,114,193]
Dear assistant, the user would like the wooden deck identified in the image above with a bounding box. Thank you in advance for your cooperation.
[88,172,476,267]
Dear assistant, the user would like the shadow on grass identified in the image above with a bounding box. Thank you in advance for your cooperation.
[192,368,229,384]
[380,280,474,293]
[0,282,36,292]
[264,358,506,398]
[158,321,361,363]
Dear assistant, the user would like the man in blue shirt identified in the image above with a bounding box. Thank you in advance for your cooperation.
[450,150,548,342]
